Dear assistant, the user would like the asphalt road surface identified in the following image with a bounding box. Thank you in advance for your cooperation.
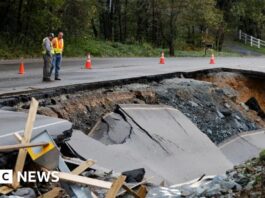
[1,57,265,95]
[0,110,72,146]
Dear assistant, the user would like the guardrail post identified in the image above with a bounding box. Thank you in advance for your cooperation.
[239,30,242,40]
[258,39,261,48]
[250,36,253,46]
[244,34,247,44]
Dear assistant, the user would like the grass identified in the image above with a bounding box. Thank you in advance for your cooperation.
[0,37,240,59]
[64,38,160,57]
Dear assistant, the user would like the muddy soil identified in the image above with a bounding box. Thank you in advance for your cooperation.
[10,72,265,144]
[197,72,265,110]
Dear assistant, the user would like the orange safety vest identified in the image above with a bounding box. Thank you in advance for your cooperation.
[53,37,64,54]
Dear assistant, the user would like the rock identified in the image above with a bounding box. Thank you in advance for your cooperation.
[216,110,225,118]
[194,186,206,196]
[60,95,68,101]
[236,176,250,187]
[188,101,199,107]
[220,108,232,116]
[224,103,231,109]
[245,180,255,191]
[206,129,212,135]
[240,102,249,111]
[205,184,222,197]
[12,188,36,198]
[234,115,241,120]
[122,168,145,183]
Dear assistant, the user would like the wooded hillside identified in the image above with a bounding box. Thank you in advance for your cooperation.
[0,0,264,57]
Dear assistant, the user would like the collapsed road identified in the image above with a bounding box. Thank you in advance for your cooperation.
[69,104,233,185]
[0,61,265,197]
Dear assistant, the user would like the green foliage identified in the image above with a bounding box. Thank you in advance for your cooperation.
[231,0,265,37]
[64,37,160,57]
[0,0,259,58]
[259,149,265,161]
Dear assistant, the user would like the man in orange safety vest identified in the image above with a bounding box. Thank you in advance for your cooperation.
[50,32,64,80]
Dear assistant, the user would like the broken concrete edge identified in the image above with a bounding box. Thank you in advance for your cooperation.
[1,67,265,107]
[217,129,265,148]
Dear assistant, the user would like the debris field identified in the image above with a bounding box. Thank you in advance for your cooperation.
[0,70,265,197]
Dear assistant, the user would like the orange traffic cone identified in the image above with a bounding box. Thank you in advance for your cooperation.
[160,51,165,64]
[85,53,92,69]
[209,53,215,64]
[19,58,25,74]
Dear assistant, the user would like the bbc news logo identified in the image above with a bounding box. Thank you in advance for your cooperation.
[0,170,59,184]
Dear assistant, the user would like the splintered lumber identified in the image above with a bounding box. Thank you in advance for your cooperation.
[37,187,64,198]
[0,142,49,152]
[117,177,153,197]
[105,175,126,198]
[0,186,14,195]
[57,172,112,189]
[71,160,95,175]
[14,133,22,142]
[122,184,140,198]
[137,185,147,198]
[12,98,39,189]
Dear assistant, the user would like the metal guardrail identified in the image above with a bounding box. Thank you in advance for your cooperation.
[239,30,265,48]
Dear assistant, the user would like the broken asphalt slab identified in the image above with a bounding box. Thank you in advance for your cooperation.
[219,130,265,165]
[68,104,233,185]
[0,110,72,146]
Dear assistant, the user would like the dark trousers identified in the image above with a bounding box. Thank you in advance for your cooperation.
[51,53,62,78]
[43,54,52,79]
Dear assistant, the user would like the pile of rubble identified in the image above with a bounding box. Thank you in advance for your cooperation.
[0,98,149,198]
[11,77,263,145]
[148,151,265,198]
[154,78,259,144]
[1,73,265,197]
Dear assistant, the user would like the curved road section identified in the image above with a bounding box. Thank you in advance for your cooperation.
[69,104,233,184]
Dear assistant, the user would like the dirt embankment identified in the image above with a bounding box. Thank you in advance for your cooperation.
[27,89,156,134]
[197,72,265,110]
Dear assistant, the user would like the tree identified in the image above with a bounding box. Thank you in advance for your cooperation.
[231,0,265,38]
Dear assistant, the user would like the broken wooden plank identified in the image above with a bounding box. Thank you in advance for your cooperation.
[122,184,140,198]
[14,133,22,142]
[71,160,95,175]
[0,186,14,195]
[37,187,64,198]
[137,185,147,198]
[12,98,39,189]
[57,172,112,189]
[0,142,49,152]
[105,175,126,198]
[117,177,153,197]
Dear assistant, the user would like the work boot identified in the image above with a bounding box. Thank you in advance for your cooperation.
[43,77,52,82]
[55,77,61,80]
